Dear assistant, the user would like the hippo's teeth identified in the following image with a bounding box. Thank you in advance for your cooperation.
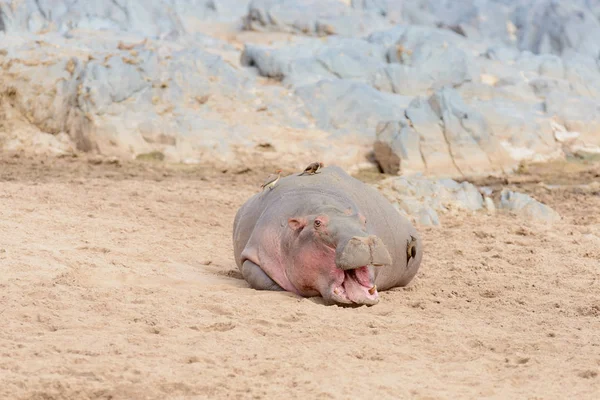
[368,285,377,295]
[372,263,383,267]
[334,288,340,295]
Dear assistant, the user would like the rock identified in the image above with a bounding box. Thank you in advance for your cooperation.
[243,0,390,37]
[374,87,515,177]
[0,0,249,37]
[484,196,496,214]
[240,37,387,87]
[0,0,599,176]
[457,85,558,163]
[353,0,516,46]
[376,175,485,221]
[428,87,511,175]
[499,189,561,223]
[0,32,251,158]
[377,26,478,96]
[228,14,600,175]
[378,176,561,225]
[373,119,423,175]
[569,143,600,161]
[241,25,479,96]
[366,25,408,48]
[351,0,405,25]
[0,29,338,167]
[485,45,521,64]
[544,91,600,146]
[561,52,600,98]
[403,96,460,177]
[512,0,600,58]
[294,79,411,140]
[1,129,76,157]
[417,207,440,226]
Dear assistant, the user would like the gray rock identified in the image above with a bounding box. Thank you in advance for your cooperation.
[240,37,387,87]
[241,25,479,96]
[512,0,600,58]
[377,175,485,217]
[378,176,561,225]
[428,87,507,175]
[0,29,311,163]
[569,143,600,161]
[386,24,482,61]
[374,87,514,177]
[499,189,561,223]
[351,0,405,25]
[562,52,600,98]
[243,0,390,37]
[378,26,478,96]
[418,207,440,226]
[374,119,425,176]
[484,196,496,214]
[294,79,412,140]
[544,91,600,145]
[0,0,249,37]
[484,46,521,64]
[1,0,599,176]
[457,83,558,163]
[354,0,516,46]
[403,96,458,176]
[366,25,408,47]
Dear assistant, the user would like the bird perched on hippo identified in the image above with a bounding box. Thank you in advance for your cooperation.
[259,169,282,191]
[232,165,423,306]
[299,162,324,176]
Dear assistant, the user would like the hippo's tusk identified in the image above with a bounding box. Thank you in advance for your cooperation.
[368,285,377,295]
[371,263,384,267]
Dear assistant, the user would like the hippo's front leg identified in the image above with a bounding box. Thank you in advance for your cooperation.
[241,260,284,291]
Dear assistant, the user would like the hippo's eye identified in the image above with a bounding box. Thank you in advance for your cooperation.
[314,219,322,228]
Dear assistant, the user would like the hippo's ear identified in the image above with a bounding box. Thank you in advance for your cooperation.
[288,218,306,232]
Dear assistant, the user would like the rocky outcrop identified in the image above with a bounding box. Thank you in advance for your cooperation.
[240,17,600,177]
[499,189,561,223]
[243,0,391,37]
[1,31,266,162]
[0,0,599,176]
[376,175,560,226]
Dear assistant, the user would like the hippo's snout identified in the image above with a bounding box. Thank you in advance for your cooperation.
[370,236,393,266]
[335,235,392,271]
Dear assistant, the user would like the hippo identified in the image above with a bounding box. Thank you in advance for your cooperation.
[232,166,423,306]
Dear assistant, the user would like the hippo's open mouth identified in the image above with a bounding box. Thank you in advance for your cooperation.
[330,266,379,306]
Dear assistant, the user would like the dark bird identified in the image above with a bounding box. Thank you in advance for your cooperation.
[299,162,324,176]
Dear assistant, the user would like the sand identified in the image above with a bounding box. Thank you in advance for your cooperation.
[1,154,599,399]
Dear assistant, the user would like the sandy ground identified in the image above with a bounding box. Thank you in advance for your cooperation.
[1,154,599,400]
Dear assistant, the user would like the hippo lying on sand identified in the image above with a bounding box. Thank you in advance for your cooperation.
[232,166,423,306]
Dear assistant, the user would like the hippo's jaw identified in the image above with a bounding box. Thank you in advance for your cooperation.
[322,234,392,306]
[328,265,379,306]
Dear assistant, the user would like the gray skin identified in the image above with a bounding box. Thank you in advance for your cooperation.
[232,166,423,306]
